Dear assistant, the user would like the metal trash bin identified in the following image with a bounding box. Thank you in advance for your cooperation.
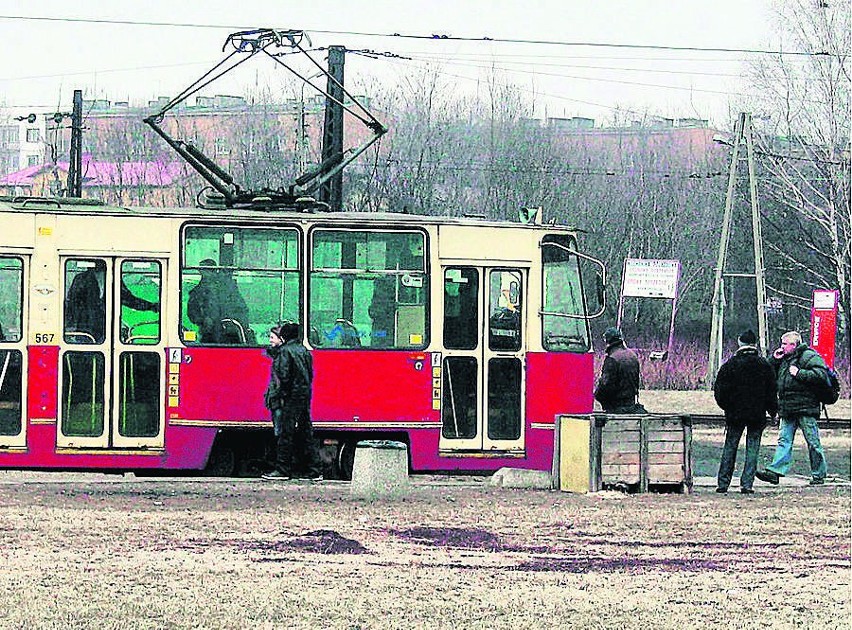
[350,440,410,499]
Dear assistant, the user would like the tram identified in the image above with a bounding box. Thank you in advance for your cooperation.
[0,196,604,477]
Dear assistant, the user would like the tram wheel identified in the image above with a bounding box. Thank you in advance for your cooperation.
[336,440,357,481]
[203,441,237,477]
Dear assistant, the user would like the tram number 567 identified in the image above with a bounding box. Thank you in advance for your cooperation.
[34,333,55,344]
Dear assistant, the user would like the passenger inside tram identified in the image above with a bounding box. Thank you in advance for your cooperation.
[368,275,396,347]
[187,258,250,344]
[65,267,106,344]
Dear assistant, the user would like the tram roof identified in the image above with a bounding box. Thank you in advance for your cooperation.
[0,196,580,232]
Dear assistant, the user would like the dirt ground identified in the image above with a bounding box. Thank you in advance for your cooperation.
[0,426,849,629]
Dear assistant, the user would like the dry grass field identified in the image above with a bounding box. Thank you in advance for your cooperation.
[0,442,849,630]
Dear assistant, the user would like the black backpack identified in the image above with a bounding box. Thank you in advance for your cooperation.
[815,366,841,405]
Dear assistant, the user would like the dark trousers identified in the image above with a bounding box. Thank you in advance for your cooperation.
[271,401,321,477]
[717,421,764,490]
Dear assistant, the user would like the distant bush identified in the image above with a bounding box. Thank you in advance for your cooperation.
[593,335,850,396]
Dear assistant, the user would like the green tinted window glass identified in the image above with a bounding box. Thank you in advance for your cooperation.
[0,350,23,435]
[120,260,161,345]
[541,235,590,352]
[181,225,300,346]
[118,352,160,437]
[61,351,105,437]
[0,257,23,343]
[64,259,106,345]
[309,230,428,349]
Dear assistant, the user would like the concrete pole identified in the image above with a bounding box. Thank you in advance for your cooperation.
[707,113,745,387]
[744,114,769,355]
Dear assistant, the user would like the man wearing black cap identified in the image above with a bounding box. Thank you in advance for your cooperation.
[262,322,322,481]
[594,327,645,414]
[713,330,778,494]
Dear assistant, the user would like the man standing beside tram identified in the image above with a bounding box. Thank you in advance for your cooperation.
[262,322,323,481]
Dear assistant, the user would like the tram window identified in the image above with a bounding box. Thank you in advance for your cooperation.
[443,268,478,350]
[488,270,522,352]
[120,261,161,345]
[181,226,300,346]
[64,259,106,345]
[487,357,522,440]
[118,352,160,437]
[61,351,105,437]
[0,350,23,436]
[0,257,23,343]
[310,230,428,349]
[541,235,591,352]
[441,356,478,439]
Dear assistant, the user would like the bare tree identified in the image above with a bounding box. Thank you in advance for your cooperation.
[746,0,851,336]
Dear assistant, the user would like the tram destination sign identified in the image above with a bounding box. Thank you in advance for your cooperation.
[621,258,680,299]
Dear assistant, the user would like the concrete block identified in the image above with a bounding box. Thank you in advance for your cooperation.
[350,440,410,499]
[490,467,551,489]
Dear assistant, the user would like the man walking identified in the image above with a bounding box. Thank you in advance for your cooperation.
[594,327,646,414]
[262,322,323,481]
[756,331,829,486]
[713,330,777,494]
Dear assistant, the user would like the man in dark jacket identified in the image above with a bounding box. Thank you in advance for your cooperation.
[713,330,778,494]
[262,322,322,481]
[594,327,646,414]
[187,259,250,344]
[756,331,829,486]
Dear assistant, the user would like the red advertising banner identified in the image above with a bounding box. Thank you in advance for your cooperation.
[810,290,839,368]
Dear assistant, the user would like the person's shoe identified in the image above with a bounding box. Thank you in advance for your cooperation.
[715,487,728,494]
[740,487,755,494]
[261,470,291,481]
[755,470,780,485]
[809,477,825,486]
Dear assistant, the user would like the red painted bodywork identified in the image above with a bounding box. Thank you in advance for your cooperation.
[6,346,594,473]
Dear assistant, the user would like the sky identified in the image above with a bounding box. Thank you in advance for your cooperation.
[0,0,788,128]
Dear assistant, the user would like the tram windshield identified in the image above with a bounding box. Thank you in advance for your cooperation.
[541,235,591,352]
[181,225,300,346]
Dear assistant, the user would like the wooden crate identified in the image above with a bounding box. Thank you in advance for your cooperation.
[591,414,693,493]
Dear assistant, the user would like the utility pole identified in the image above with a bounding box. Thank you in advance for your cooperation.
[706,112,768,387]
[66,89,83,197]
[318,46,345,211]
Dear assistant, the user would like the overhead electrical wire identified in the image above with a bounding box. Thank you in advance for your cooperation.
[0,14,838,57]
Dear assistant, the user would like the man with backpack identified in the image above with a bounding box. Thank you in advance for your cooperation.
[756,331,830,486]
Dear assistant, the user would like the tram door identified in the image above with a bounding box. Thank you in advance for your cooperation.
[440,266,526,453]
[58,257,165,449]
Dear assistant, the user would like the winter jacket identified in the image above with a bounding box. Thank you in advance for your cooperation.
[768,343,827,418]
[594,340,641,412]
[713,346,777,426]
[264,340,313,410]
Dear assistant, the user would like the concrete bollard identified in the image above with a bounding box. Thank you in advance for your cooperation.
[350,440,409,500]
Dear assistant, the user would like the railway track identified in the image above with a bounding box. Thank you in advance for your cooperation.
[690,414,850,429]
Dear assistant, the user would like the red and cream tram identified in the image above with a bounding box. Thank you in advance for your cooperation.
[0,197,603,477]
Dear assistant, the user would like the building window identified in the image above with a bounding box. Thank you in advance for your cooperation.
[27,155,40,167]
[25,128,40,143]
[0,125,18,145]
[214,138,229,156]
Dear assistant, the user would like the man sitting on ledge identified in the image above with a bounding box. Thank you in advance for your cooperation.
[594,327,647,414]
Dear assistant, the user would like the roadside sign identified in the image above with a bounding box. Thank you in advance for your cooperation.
[810,289,838,368]
[621,259,680,299]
